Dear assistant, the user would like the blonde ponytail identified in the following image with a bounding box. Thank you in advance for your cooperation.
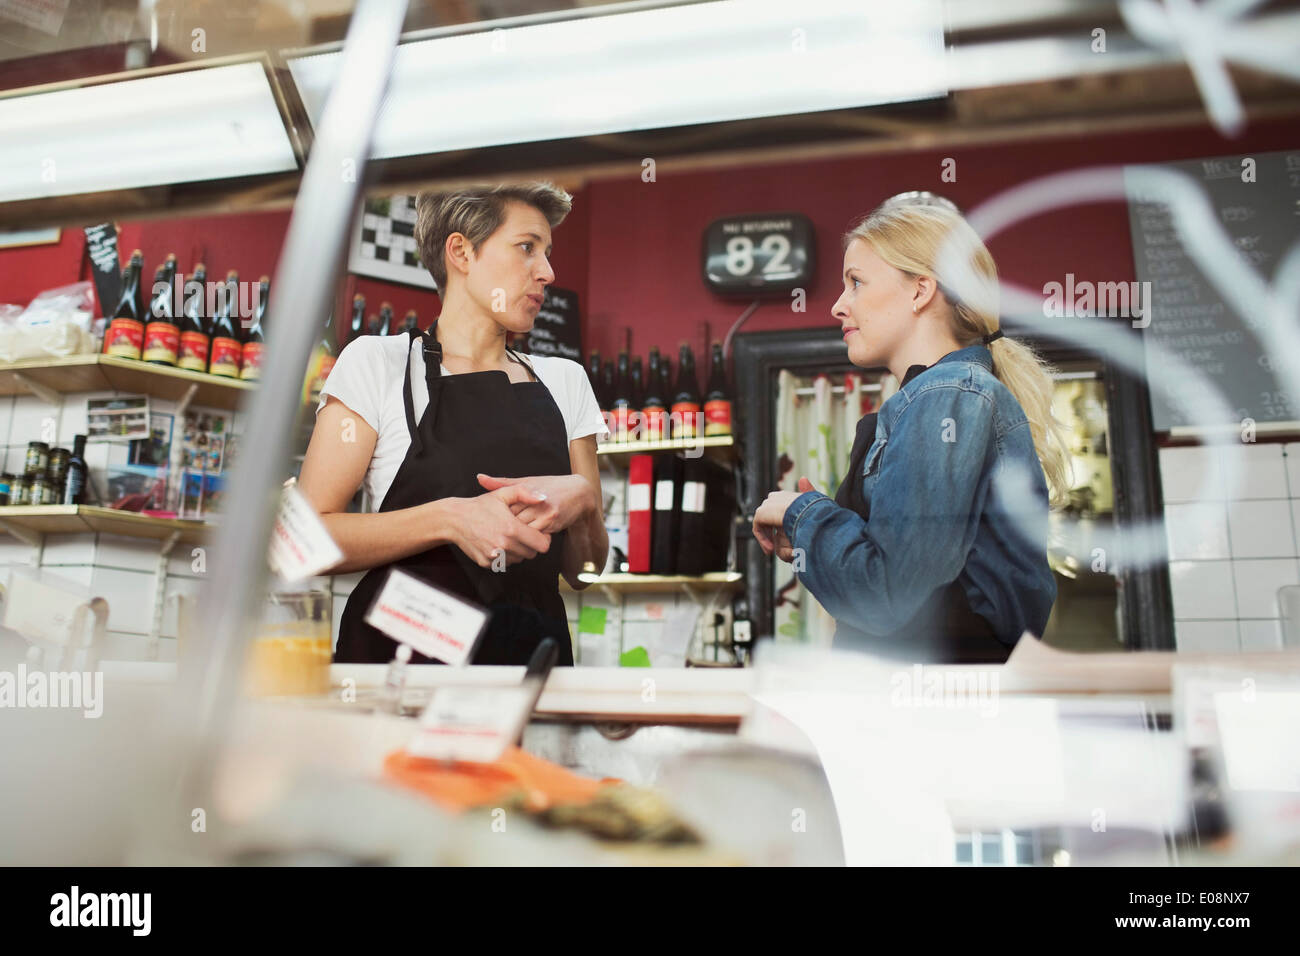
[846,200,1073,508]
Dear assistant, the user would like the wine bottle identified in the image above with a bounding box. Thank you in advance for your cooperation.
[142,253,180,365]
[399,309,419,334]
[703,343,732,436]
[347,293,366,344]
[304,308,340,407]
[600,359,616,438]
[612,350,631,442]
[671,343,701,439]
[62,434,89,505]
[641,346,666,442]
[240,276,269,381]
[177,263,210,373]
[104,249,145,359]
[628,355,645,440]
[207,270,243,378]
[369,302,393,336]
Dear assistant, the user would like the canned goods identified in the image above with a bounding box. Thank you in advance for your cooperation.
[11,475,32,506]
[30,474,51,505]
[24,441,49,477]
[0,472,11,506]
[48,448,70,488]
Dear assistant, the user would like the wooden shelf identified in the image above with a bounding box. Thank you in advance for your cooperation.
[565,571,742,593]
[0,505,211,545]
[596,435,735,464]
[0,354,254,411]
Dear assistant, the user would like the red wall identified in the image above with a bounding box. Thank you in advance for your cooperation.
[2,114,1296,359]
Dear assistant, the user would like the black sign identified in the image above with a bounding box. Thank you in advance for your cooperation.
[83,224,121,317]
[1126,149,1300,430]
[702,212,815,297]
[528,286,582,362]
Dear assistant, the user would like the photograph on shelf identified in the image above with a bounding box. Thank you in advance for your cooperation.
[180,469,224,519]
[86,396,149,442]
[181,410,228,474]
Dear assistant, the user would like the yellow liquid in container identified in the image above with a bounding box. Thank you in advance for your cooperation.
[245,630,332,697]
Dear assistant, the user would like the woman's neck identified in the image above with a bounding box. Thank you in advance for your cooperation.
[433,288,509,368]
[887,323,965,383]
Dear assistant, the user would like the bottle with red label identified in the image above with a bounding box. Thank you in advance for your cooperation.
[703,343,732,436]
[142,253,180,365]
[641,346,667,442]
[177,262,210,373]
[104,249,146,359]
[207,270,243,378]
[240,276,268,381]
[671,343,702,439]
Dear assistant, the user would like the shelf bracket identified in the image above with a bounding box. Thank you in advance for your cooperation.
[0,519,43,550]
[147,530,182,661]
[12,372,64,408]
[174,382,200,419]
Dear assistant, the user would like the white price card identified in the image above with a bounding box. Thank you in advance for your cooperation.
[364,567,488,665]
[409,684,534,763]
[268,481,343,583]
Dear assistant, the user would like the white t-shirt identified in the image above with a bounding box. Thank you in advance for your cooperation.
[317,334,609,510]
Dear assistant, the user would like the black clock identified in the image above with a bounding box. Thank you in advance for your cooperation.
[702,212,815,297]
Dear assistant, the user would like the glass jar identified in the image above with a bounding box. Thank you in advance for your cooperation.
[243,589,333,697]
[24,441,49,477]
[48,448,70,491]
[10,475,32,506]
[29,474,52,505]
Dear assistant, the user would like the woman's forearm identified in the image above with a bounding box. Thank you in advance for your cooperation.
[320,499,457,574]
[561,493,609,587]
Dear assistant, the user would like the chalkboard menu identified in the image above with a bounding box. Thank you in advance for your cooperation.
[83,223,120,316]
[527,286,581,362]
[1125,149,1300,431]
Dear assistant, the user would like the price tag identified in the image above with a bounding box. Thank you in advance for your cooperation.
[268,482,343,583]
[409,684,534,763]
[364,567,487,665]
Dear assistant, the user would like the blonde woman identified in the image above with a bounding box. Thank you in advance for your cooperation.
[752,196,1069,663]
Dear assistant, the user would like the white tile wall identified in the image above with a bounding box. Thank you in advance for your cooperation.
[1161,442,1300,652]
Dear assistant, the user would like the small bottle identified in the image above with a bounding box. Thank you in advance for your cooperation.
[671,343,701,439]
[382,643,413,714]
[347,294,366,344]
[104,249,146,359]
[143,254,180,365]
[207,270,243,378]
[703,343,732,437]
[62,435,89,505]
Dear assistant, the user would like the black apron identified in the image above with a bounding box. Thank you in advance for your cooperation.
[335,322,575,666]
[833,408,1010,664]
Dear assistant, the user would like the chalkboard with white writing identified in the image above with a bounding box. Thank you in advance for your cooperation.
[1125,149,1300,431]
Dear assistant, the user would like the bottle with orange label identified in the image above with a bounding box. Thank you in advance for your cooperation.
[240,276,268,381]
[641,346,667,442]
[207,270,243,378]
[142,253,180,365]
[671,343,702,440]
[303,308,340,407]
[703,343,732,436]
[104,249,146,359]
[177,262,210,373]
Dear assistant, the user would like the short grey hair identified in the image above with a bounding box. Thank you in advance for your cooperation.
[414,182,573,290]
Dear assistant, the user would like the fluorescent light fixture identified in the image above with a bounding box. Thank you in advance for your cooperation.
[289,0,947,160]
[0,62,298,204]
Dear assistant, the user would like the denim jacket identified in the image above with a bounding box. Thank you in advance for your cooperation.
[782,345,1056,654]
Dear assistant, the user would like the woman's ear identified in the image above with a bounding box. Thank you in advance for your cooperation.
[445,232,473,279]
[912,275,939,314]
